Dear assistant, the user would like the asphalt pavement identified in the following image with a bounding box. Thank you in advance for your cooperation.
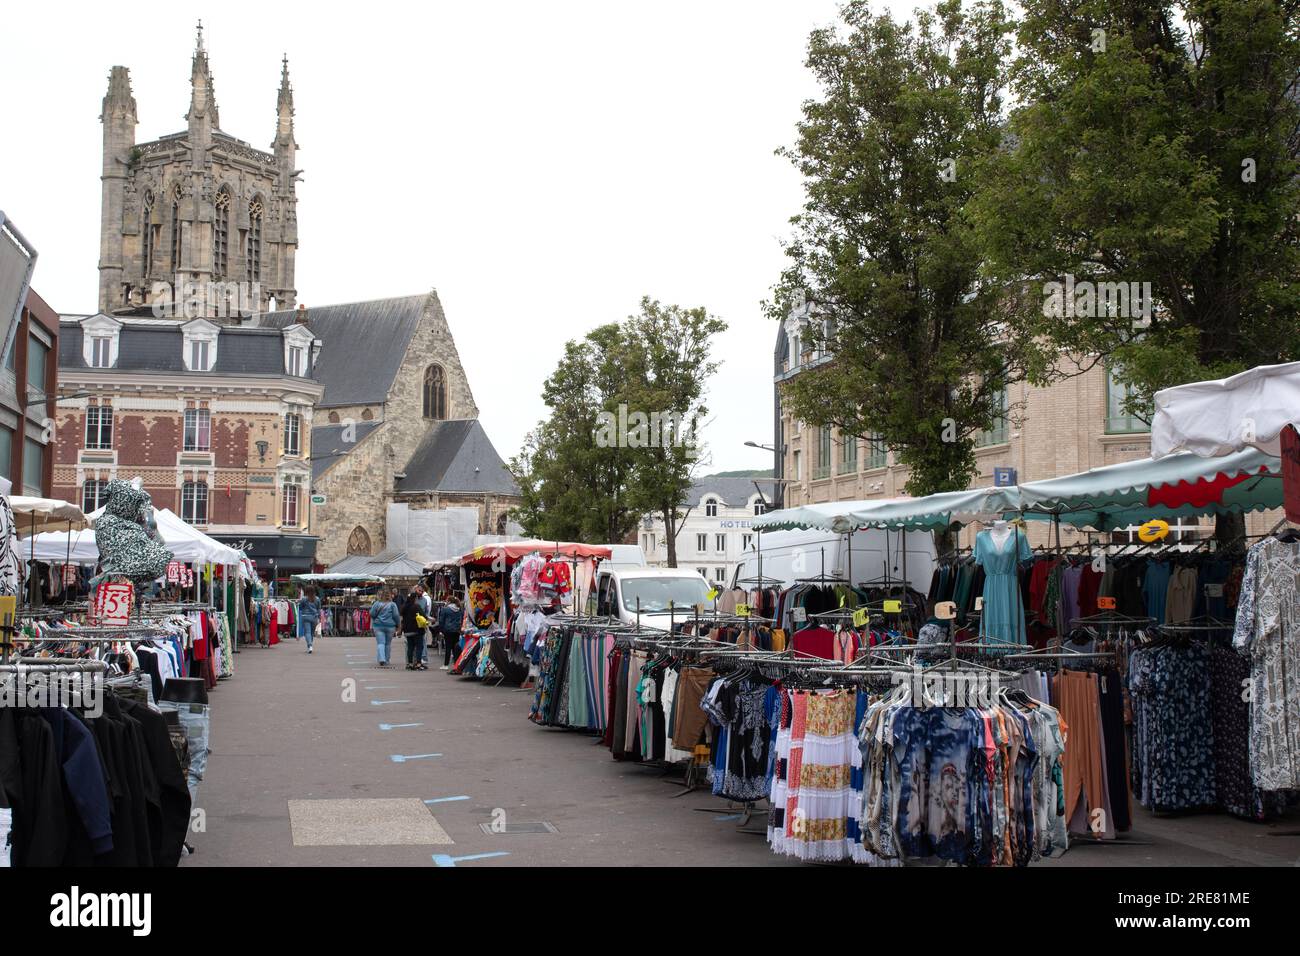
[186,635,1300,868]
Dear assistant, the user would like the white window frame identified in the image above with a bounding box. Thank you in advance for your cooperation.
[82,478,109,514]
[183,408,212,452]
[715,533,726,553]
[704,498,718,518]
[84,404,113,450]
[696,533,707,553]
[283,412,301,457]
[181,480,209,525]
[282,483,300,526]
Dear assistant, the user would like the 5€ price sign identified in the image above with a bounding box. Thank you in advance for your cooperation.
[93,582,134,626]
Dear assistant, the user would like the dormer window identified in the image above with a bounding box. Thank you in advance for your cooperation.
[181,318,220,372]
[705,497,719,518]
[79,314,122,369]
[281,324,315,378]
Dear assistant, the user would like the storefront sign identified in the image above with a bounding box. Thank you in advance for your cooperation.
[1137,519,1170,543]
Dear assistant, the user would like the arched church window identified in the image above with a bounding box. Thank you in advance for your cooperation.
[246,197,264,283]
[347,526,372,556]
[170,184,184,274]
[141,191,156,277]
[423,364,446,420]
[214,187,231,277]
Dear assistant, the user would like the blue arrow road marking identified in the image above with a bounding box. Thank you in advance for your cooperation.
[379,722,423,730]
[424,796,470,804]
[370,699,411,706]
[390,753,441,763]
[432,852,510,868]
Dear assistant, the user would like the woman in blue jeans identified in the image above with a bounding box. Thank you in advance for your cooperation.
[369,588,400,666]
[298,585,322,654]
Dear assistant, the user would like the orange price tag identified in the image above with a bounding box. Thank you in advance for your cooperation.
[1097,596,1117,610]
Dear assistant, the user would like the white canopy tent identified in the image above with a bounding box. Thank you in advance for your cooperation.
[9,497,90,536]
[26,507,242,566]
[1151,361,1300,459]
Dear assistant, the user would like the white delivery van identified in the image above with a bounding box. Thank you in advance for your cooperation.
[730,527,936,592]
[594,543,648,578]
[592,566,713,627]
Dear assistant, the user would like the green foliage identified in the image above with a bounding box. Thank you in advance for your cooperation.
[771,0,1046,496]
[971,0,1300,415]
[509,298,726,561]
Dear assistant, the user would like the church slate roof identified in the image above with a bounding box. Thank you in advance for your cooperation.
[256,294,427,408]
[59,321,314,378]
[395,419,520,497]
[310,421,382,481]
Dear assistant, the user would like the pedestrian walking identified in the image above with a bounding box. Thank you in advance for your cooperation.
[298,585,322,654]
[369,588,400,666]
[416,585,434,649]
[401,590,428,670]
[437,595,464,670]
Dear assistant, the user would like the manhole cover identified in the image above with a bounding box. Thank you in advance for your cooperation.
[479,821,558,835]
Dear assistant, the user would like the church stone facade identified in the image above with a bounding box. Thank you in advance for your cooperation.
[72,26,520,573]
[98,25,298,318]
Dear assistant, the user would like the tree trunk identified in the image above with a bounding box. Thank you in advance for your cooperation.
[663,508,678,568]
[1214,512,1247,555]
[933,525,958,557]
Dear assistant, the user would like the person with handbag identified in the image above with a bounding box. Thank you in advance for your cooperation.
[401,591,429,670]
[298,585,323,655]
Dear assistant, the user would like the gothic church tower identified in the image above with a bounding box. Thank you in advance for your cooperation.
[98,23,299,318]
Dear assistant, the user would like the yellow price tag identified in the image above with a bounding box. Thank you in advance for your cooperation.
[839,592,846,608]
[736,604,751,617]
[706,588,720,602]
[883,599,903,614]
[852,608,868,628]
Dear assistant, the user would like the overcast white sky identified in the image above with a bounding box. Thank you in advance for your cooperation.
[2,0,917,474]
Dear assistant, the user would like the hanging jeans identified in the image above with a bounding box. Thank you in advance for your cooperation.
[374,627,395,664]
[405,631,426,666]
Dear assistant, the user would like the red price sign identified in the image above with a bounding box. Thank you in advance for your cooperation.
[167,561,183,583]
[93,583,134,626]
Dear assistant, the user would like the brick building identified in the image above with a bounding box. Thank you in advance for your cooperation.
[54,315,323,572]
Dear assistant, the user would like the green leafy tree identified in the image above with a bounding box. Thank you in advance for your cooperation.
[971,0,1300,422]
[510,299,727,562]
[509,330,642,544]
[624,298,727,567]
[771,0,1044,497]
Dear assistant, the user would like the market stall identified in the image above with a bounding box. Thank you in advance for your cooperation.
[290,572,386,638]
[446,541,612,685]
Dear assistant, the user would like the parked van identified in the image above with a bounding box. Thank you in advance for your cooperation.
[591,566,713,627]
[594,543,648,578]
[730,527,936,592]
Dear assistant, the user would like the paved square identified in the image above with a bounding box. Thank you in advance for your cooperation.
[287,798,454,847]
